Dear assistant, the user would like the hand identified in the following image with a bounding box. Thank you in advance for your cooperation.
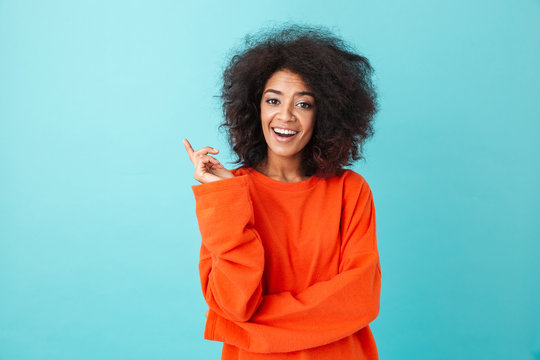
[183,138,235,184]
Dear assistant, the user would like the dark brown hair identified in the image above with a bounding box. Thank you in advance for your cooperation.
[221,25,378,178]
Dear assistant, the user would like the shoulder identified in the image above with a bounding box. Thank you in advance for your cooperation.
[231,166,252,177]
[337,169,370,190]
[336,169,373,202]
[341,169,367,184]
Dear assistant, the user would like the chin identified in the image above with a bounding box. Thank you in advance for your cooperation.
[267,146,303,159]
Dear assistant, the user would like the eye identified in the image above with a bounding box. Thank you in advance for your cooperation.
[266,98,279,105]
[297,102,313,109]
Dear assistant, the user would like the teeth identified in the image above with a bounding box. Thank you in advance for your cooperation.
[273,128,298,135]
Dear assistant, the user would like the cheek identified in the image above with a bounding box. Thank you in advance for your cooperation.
[260,114,271,130]
[304,115,316,136]
[260,105,270,124]
[261,112,279,132]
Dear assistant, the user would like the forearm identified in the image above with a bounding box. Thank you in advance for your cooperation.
[205,251,381,353]
[194,176,265,322]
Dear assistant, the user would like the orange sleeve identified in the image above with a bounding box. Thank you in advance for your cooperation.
[204,180,381,353]
[193,176,265,322]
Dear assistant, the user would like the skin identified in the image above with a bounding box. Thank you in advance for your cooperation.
[184,69,316,184]
[257,69,316,182]
[183,139,234,184]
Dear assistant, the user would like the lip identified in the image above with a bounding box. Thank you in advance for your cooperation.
[272,126,299,132]
[271,126,299,143]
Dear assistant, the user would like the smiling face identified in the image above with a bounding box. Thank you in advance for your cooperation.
[260,69,317,164]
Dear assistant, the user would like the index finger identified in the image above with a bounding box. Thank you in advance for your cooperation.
[183,138,195,159]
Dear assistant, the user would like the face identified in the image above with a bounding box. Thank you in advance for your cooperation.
[260,69,317,162]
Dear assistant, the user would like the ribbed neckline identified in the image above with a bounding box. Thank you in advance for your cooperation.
[246,168,321,192]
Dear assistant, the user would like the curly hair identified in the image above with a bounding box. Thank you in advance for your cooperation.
[220,25,378,178]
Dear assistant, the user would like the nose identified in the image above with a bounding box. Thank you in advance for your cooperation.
[277,103,295,122]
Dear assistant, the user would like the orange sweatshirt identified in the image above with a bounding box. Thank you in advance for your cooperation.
[192,167,381,359]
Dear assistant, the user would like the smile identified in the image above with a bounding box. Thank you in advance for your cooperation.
[271,127,299,143]
[272,127,299,137]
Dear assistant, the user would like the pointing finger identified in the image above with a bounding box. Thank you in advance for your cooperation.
[183,138,195,159]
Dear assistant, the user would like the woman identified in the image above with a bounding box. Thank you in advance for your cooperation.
[184,25,381,360]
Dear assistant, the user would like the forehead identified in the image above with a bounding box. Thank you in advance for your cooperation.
[264,69,311,92]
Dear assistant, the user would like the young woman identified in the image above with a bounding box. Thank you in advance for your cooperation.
[184,26,381,360]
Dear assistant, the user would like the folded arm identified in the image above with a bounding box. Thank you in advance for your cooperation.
[193,176,265,322]
[204,180,381,353]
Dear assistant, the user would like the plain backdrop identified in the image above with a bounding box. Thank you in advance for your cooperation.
[1,0,539,359]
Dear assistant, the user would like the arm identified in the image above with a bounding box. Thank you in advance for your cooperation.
[193,175,265,322]
[204,179,381,353]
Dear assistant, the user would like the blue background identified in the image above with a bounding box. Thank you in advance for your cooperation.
[1,0,539,359]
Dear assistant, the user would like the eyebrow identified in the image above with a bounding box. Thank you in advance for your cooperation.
[263,89,315,97]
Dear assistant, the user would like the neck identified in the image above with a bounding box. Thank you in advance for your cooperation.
[257,152,308,183]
